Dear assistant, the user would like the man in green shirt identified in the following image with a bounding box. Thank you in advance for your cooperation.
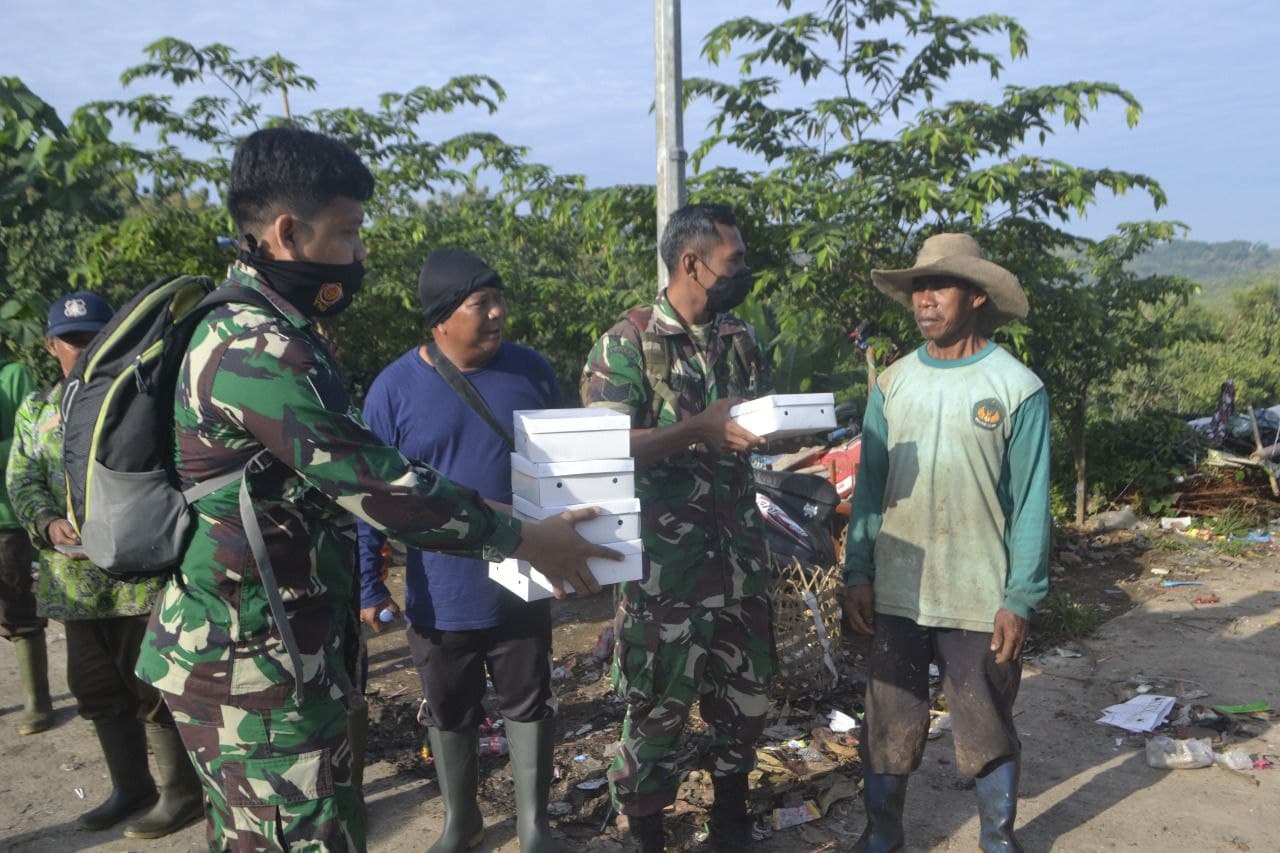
[843,234,1050,853]
[0,353,51,736]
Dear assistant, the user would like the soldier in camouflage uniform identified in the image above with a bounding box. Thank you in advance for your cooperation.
[134,126,613,853]
[8,292,204,839]
[581,203,775,852]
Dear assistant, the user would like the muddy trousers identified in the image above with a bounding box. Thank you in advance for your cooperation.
[608,595,774,816]
[64,615,170,722]
[163,684,364,853]
[863,614,1021,777]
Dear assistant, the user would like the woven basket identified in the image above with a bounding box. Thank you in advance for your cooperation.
[770,560,846,699]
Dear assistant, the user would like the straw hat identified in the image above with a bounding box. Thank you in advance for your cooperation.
[870,233,1028,323]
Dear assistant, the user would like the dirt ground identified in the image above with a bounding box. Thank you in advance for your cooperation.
[1,527,1277,852]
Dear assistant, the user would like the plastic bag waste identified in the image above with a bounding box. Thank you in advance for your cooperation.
[1145,736,1213,769]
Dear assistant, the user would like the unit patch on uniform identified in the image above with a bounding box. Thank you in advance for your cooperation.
[972,398,1005,430]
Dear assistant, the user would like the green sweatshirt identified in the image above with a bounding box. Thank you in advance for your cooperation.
[844,342,1051,632]
[0,360,36,530]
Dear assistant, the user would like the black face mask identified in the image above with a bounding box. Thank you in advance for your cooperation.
[239,249,365,318]
[700,262,755,315]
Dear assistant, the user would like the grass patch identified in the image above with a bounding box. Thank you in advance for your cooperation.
[1038,591,1103,646]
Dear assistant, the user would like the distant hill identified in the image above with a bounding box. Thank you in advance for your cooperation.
[1129,239,1280,311]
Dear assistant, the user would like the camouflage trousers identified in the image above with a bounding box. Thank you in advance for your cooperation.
[162,681,363,852]
[607,593,774,816]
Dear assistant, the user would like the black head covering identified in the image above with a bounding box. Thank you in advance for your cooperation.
[418,248,504,327]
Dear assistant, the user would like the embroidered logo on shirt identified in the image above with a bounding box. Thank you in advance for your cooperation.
[314,282,344,311]
[972,398,1005,430]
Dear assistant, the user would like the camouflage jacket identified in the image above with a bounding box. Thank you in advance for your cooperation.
[580,290,770,607]
[135,262,523,710]
[6,383,162,620]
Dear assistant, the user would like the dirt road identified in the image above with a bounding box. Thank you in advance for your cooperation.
[1,535,1276,851]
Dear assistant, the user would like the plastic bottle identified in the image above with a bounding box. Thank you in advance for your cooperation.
[478,736,509,756]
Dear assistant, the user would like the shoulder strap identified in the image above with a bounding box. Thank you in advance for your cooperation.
[622,307,677,425]
[182,285,311,702]
[426,341,514,451]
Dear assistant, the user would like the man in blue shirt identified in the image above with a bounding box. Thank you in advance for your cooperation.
[359,249,560,853]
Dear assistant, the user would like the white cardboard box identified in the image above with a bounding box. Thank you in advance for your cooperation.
[510,454,635,507]
[488,538,644,601]
[730,393,837,439]
[514,408,632,463]
[512,495,641,544]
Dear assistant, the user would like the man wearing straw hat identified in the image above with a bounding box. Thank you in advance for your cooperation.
[843,233,1050,852]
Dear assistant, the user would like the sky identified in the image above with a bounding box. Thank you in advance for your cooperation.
[5,0,1278,246]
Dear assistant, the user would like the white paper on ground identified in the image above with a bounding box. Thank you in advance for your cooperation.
[828,710,859,733]
[1096,694,1177,732]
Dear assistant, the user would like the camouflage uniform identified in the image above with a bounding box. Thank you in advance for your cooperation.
[581,290,775,816]
[134,262,523,852]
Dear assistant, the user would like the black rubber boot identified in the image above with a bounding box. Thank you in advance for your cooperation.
[123,723,204,839]
[347,702,370,822]
[78,714,158,831]
[852,773,908,853]
[708,772,752,850]
[13,633,54,735]
[975,758,1023,852]
[628,811,664,853]
[427,728,484,853]
[505,719,558,853]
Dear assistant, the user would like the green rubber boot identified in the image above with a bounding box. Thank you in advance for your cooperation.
[78,715,157,831]
[13,634,54,735]
[427,728,484,853]
[122,723,204,839]
[505,719,558,853]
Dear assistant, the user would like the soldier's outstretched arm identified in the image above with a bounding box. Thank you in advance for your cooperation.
[210,327,613,595]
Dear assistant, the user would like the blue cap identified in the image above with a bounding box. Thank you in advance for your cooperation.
[47,292,113,338]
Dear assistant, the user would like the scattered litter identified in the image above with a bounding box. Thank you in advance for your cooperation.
[762,724,805,741]
[1192,594,1220,605]
[1150,568,1170,576]
[1160,516,1194,531]
[383,685,411,700]
[928,663,940,679]
[1253,758,1274,770]
[552,667,569,681]
[1097,695,1176,732]
[1091,507,1139,531]
[573,754,588,763]
[1215,749,1254,772]
[573,724,593,737]
[1212,701,1273,716]
[785,739,807,750]
[771,801,821,830]
[1136,684,1153,694]
[73,786,85,799]
[928,711,952,739]
[576,778,608,791]
[1161,580,1204,587]
[827,709,859,733]
[1145,736,1214,769]
[1054,647,1084,658]
[548,801,572,817]
[1228,531,1272,543]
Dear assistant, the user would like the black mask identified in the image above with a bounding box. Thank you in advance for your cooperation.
[700,263,755,314]
[239,250,365,318]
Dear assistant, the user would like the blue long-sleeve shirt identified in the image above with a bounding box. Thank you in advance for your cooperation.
[844,342,1051,631]
[358,343,559,630]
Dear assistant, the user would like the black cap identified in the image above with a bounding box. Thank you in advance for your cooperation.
[418,248,503,328]
[47,292,113,338]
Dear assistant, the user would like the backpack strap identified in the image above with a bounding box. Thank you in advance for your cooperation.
[622,307,678,427]
[184,284,313,702]
[426,341,514,451]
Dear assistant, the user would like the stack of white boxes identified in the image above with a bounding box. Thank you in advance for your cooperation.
[488,408,644,600]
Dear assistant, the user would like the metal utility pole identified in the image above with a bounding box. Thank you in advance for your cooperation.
[655,0,687,290]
